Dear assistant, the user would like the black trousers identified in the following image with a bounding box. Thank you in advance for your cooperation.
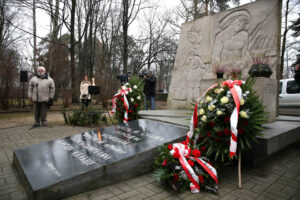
[34,102,48,124]
[81,99,90,108]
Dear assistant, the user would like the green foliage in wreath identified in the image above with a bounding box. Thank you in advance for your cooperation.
[193,77,266,165]
[153,144,218,193]
[114,76,145,123]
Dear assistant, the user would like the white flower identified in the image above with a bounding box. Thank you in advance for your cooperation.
[201,115,207,122]
[220,96,229,104]
[240,98,245,105]
[205,96,212,102]
[239,111,249,118]
[125,83,130,87]
[216,110,223,116]
[200,100,204,105]
[133,85,138,89]
[175,165,181,170]
[219,88,224,93]
[130,98,134,102]
[208,104,215,111]
[128,88,132,93]
[137,96,141,100]
[214,88,219,94]
[199,109,205,115]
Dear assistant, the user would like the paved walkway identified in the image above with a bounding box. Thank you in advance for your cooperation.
[0,124,299,200]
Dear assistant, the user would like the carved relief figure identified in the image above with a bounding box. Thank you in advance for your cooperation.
[212,10,252,74]
[185,25,206,101]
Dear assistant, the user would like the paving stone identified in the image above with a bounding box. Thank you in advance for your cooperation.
[146,191,170,200]
[91,192,114,200]
[136,187,156,197]
[218,193,239,200]
[0,194,10,200]
[255,192,289,200]
[184,195,215,200]
[118,190,140,199]
[145,183,164,193]
[231,188,259,200]
[9,191,27,200]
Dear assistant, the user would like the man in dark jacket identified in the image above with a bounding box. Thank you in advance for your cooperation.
[143,71,156,110]
[294,64,300,86]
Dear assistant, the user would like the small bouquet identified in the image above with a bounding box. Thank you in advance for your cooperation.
[112,76,144,123]
[248,57,272,78]
[214,66,226,79]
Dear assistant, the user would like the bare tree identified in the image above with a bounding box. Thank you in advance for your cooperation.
[33,0,37,73]
[0,0,21,109]
[122,0,146,74]
[280,0,300,78]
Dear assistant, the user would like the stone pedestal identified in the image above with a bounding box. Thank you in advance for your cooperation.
[252,77,277,123]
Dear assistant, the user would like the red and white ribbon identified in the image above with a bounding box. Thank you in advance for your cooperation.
[111,86,130,123]
[187,83,218,144]
[223,80,242,158]
[187,80,243,158]
[170,143,218,193]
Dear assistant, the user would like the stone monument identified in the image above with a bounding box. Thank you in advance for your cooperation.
[168,0,281,122]
[13,119,188,200]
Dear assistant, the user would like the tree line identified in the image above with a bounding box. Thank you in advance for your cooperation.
[2,0,298,110]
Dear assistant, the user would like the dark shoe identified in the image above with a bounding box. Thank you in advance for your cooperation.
[41,122,48,127]
[32,123,40,127]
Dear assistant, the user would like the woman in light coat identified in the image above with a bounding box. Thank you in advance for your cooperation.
[80,76,91,109]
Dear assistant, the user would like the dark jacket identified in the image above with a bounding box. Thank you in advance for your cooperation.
[144,75,156,96]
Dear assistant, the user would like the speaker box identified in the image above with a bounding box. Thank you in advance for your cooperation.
[20,71,28,82]
[88,86,100,95]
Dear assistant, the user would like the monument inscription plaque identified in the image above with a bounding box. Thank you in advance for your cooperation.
[13,119,188,200]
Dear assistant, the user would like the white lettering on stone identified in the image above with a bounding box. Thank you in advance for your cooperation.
[114,130,142,142]
[102,133,129,145]
[58,140,74,151]
[104,144,126,154]
[71,136,112,160]
[140,132,164,141]
[72,151,96,166]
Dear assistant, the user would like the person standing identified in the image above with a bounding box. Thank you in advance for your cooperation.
[28,66,55,127]
[80,75,91,109]
[143,71,156,110]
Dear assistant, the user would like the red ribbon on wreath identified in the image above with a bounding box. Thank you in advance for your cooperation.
[170,143,218,193]
[111,86,130,123]
[187,80,243,158]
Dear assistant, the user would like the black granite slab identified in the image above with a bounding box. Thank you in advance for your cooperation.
[13,119,188,200]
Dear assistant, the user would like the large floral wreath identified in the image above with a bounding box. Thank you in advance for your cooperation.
[111,76,145,123]
[154,78,265,193]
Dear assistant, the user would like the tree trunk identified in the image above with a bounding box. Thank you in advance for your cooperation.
[280,0,290,79]
[122,0,128,74]
[89,0,93,79]
[33,0,37,73]
[70,0,77,102]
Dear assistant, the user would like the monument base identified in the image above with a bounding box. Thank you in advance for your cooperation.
[13,120,188,200]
